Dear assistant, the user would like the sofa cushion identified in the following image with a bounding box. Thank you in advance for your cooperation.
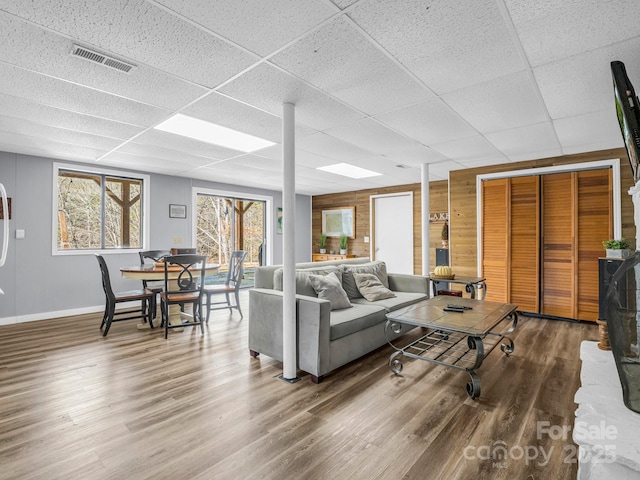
[309,272,352,310]
[329,304,387,341]
[350,291,428,313]
[273,266,342,297]
[354,273,396,302]
[342,261,389,300]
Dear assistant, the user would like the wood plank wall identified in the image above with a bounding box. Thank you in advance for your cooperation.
[312,181,449,274]
[449,148,634,277]
[312,148,634,281]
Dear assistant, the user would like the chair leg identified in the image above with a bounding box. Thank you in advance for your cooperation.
[100,301,109,330]
[164,301,169,339]
[102,304,115,336]
[205,292,212,323]
[147,297,154,329]
[235,289,243,318]
[225,292,231,312]
[197,300,204,334]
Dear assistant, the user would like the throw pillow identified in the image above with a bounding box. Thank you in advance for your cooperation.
[354,273,396,302]
[273,266,342,297]
[308,271,352,310]
[342,261,389,299]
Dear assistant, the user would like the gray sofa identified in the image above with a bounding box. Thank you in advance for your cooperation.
[248,258,430,383]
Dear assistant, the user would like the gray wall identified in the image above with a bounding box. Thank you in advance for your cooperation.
[0,152,311,324]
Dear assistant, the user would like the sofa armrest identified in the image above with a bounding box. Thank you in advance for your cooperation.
[297,295,332,377]
[248,288,332,378]
[249,288,286,361]
[388,273,430,295]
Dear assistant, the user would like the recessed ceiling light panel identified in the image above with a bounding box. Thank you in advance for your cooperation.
[154,114,275,152]
[317,163,382,179]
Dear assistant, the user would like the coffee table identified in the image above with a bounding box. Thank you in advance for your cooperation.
[385,296,518,399]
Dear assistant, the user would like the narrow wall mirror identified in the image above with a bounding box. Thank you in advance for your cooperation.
[321,206,355,238]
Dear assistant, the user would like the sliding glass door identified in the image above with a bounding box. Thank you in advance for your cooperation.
[195,193,265,287]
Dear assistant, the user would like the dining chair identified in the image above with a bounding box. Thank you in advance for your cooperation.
[203,250,247,322]
[139,250,171,318]
[160,254,207,338]
[95,254,155,336]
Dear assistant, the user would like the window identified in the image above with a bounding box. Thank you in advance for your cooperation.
[54,165,148,252]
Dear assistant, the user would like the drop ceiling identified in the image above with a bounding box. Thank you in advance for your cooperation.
[0,0,637,195]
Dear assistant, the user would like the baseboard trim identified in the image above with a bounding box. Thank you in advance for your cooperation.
[0,305,104,326]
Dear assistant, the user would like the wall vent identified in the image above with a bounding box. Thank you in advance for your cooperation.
[71,45,135,73]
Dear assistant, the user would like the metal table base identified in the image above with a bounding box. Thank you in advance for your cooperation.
[385,312,517,399]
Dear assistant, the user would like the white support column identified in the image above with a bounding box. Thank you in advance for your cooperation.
[281,102,298,382]
[421,164,430,277]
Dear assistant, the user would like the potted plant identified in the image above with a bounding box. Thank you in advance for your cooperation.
[602,238,632,258]
[339,234,348,255]
[319,233,327,254]
[441,220,449,248]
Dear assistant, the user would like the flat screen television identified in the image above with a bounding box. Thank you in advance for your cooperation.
[612,60,640,183]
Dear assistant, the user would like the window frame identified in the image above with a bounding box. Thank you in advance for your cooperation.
[52,162,150,256]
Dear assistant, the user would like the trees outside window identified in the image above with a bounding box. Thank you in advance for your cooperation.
[57,169,143,250]
[196,194,264,269]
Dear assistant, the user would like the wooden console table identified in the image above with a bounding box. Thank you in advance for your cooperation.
[312,253,358,261]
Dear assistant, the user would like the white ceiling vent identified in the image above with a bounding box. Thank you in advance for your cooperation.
[71,45,135,73]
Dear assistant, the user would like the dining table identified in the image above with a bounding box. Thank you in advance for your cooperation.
[120,262,220,330]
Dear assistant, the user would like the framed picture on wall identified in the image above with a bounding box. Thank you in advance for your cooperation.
[169,204,187,219]
[321,206,355,238]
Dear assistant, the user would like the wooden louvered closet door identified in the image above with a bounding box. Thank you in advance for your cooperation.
[576,169,613,320]
[482,168,611,321]
[541,173,576,318]
[481,178,509,303]
[509,176,540,313]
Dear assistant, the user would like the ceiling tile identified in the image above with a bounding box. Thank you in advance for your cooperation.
[534,38,640,120]
[0,131,108,160]
[431,135,507,163]
[0,115,122,151]
[322,117,426,155]
[253,146,339,169]
[227,154,282,172]
[374,98,478,145]
[154,0,336,56]
[380,145,448,167]
[329,0,359,9]
[554,109,622,150]
[348,0,525,94]
[442,71,549,133]
[100,151,194,175]
[130,129,243,161]
[506,0,640,66]
[1,0,256,88]
[0,12,208,110]
[0,63,170,126]
[486,122,562,161]
[422,160,465,178]
[183,92,316,143]
[220,63,364,131]
[113,140,225,168]
[271,17,432,115]
[0,93,143,139]
[296,132,373,162]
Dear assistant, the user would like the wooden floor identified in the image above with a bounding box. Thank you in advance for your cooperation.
[0,291,598,480]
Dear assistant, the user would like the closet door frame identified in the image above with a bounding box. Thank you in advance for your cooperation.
[475,159,622,275]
